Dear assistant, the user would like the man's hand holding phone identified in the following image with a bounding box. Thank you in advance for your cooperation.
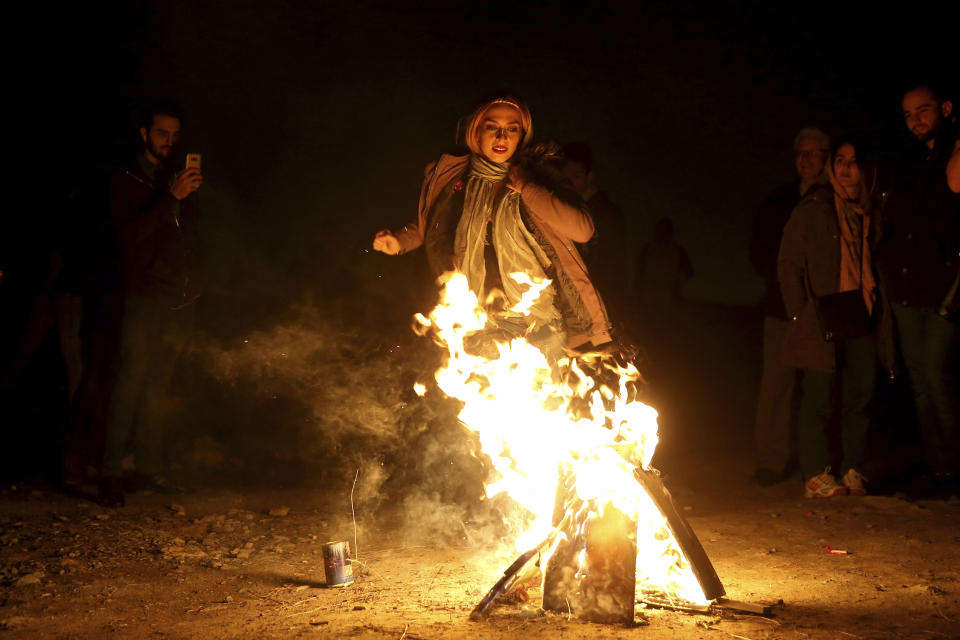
[172,153,203,200]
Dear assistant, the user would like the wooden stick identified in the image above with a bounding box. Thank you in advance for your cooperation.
[714,597,774,616]
[634,468,726,601]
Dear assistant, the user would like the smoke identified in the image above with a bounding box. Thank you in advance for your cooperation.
[169,286,525,545]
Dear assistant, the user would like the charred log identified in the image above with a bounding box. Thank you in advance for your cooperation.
[633,468,725,601]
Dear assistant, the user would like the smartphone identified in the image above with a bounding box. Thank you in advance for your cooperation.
[185,153,202,170]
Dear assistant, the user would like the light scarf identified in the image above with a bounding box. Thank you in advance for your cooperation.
[827,165,877,314]
[454,155,558,323]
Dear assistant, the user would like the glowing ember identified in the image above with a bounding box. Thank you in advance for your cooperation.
[414,271,709,607]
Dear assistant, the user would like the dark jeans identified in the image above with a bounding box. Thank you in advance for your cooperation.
[798,332,877,479]
[891,305,960,474]
[102,296,193,478]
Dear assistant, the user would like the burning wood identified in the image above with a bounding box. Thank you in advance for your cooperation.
[414,272,727,625]
[472,467,726,622]
[542,502,638,623]
[633,468,725,603]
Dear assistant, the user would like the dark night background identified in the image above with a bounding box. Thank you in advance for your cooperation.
[31,0,958,303]
[2,1,957,497]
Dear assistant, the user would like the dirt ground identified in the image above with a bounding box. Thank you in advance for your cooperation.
[1,447,958,640]
[2,303,958,639]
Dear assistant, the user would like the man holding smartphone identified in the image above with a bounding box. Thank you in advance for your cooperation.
[98,100,203,507]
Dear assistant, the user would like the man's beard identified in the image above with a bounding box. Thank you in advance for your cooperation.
[146,140,175,167]
[911,121,942,143]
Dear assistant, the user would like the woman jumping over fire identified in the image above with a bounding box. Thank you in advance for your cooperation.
[372,93,611,362]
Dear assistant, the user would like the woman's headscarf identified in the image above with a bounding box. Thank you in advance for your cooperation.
[826,141,877,314]
[452,93,558,323]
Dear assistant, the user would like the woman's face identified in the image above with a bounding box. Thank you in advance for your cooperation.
[833,143,861,198]
[477,104,524,163]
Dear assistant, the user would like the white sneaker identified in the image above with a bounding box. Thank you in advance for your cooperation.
[805,467,848,498]
[842,468,868,496]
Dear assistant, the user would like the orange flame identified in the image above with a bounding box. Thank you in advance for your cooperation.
[414,271,708,605]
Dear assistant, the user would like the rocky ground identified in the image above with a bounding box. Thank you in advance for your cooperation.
[1,446,958,640]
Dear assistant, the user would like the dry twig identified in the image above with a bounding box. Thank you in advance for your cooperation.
[351,468,360,561]
[732,614,779,625]
[420,566,444,605]
[361,545,432,555]
[280,595,318,611]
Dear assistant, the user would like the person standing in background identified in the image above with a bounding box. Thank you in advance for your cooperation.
[749,128,830,486]
[560,142,629,331]
[99,100,203,507]
[875,85,960,498]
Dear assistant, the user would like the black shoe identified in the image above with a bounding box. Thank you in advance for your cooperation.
[97,477,125,508]
[751,467,784,487]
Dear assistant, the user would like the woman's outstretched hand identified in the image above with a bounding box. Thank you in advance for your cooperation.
[507,164,527,193]
[372,230,401,255]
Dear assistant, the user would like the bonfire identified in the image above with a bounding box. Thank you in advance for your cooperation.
[412,272,725,624]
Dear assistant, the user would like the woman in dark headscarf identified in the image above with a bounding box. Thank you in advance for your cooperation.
[778,135,888,498]
[373,93,611,361]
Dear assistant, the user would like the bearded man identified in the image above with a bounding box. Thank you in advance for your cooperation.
[98,100,203,507]
[875,84,960,498]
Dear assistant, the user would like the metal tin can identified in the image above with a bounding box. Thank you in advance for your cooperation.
[322,541,354,587]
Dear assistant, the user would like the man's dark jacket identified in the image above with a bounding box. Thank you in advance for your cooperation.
[751,181,805,320]
[108,156,201,307]
[875,131,960,309]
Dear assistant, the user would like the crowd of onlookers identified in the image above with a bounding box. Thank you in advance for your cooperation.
[1,84,956,509]
[749,84,959,499]
[563,83,959,501]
